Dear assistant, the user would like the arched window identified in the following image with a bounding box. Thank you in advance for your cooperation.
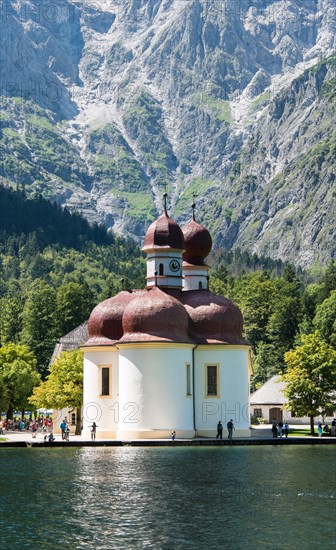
[159,263,164,276]
[198,281,203,290]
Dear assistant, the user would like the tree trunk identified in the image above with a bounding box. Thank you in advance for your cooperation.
[75,407,82,436]
[310,415,315,435]
[7,406,13,421]
[21,409,25,420]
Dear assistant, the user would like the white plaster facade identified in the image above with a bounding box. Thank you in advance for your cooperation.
[82,344,252,439]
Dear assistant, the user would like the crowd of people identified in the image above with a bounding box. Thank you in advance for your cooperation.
[271,418,336,438]
[0,416,52,436]
[271,419,289,438]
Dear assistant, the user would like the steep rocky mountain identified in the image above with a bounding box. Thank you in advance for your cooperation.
[0,0,335,266]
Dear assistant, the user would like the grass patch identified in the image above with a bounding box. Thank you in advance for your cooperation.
[251,91,271,113]
[192,94,232,123]
[174,177,220,217]
[110,190,156,222]
[288,428,315,437]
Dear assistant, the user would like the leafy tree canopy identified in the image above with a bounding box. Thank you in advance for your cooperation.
[29,349,83,411]
[0,343,40,417]
[313,290,336,347]
[283,332,336,433]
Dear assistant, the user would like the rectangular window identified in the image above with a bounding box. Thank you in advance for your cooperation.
[253,408,262,418]
[207,365,218,396]
[101,367,110,396]
[186,364,192,396]
[71,413,76,425]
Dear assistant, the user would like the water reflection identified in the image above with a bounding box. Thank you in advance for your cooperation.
[0,447,334,549]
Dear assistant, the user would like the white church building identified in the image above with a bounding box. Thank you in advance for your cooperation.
[82,201,252,439]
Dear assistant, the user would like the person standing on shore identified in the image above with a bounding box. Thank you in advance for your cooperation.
[216,421,223,440]
[227,419,234,439]
[331,418,336,437]
[284,422,289,438]
[60,419,67,440]
[31,422,37,438]
[90,422,98,441]
[271,419,278,438]
[278,420,283,438]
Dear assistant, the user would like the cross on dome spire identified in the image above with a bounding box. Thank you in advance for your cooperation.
[163,192,168,216]
[192,193,198,221]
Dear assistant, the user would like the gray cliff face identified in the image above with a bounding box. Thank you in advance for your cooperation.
[0,0,335,266]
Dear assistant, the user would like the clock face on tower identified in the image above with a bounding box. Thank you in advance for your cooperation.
[169,259,181,273]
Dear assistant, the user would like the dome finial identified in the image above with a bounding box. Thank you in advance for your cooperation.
[192,193,198,221]
[163,192,168,216]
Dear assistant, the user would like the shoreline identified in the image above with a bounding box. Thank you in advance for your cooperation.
[1,436,335,448]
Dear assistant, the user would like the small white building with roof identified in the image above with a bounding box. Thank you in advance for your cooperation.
[250,375,336,424]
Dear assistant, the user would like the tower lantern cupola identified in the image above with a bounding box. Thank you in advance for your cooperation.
[142,194,185,290]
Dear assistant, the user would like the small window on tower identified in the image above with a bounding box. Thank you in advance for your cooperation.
[186,364,192,396]
[206,365,218,396]
[101,367,110,396]
[159,263,164,275]
[199,281,203,290]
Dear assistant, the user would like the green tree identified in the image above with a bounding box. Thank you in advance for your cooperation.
[283,332,336,434]
[267,278,303,366]
[21,279,58,377]
[0,343,40,419]
[313,290,336,347]
[252,342,282,390]
[302,283,325,321]
[56,282,94,335]
[324,259,336,298]
[0,294,24,345]
[210,263,234,297]
[233,272,276,351]
[29,349,83,435]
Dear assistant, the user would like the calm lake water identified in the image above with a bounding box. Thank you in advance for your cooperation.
[0,446,335,549]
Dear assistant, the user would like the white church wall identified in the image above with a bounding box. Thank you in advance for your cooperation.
[194,347,250,437]
[82,349,119,439]
[117,344,195,439]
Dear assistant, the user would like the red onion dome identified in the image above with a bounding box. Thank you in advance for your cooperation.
[182,219,212,266]
[119,287,193,343]
[85,291,143,346]
[181,290,248,345]
[142,213,184,252]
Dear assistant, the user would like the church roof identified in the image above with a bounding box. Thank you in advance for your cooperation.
[119,287,193,343]
[250,375,287,405]
[182,218,212,266]
[180,290,246,344]
[142,213,185,252]
[83,209,248,347]
[50,322,88,364]
[85,287,248,346]
[85,291,143,347]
